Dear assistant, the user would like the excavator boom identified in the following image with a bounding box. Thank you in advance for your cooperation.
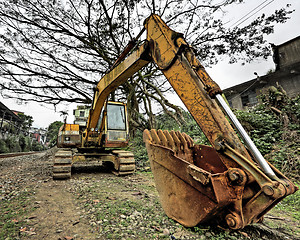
[80,14,297,229]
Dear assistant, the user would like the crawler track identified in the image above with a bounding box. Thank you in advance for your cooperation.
[52,149,136,180]
[112,150,136,176]
[52,150,72,180]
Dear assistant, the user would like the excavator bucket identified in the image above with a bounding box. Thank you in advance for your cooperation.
[144,129,238,227]
[143,129,297,229]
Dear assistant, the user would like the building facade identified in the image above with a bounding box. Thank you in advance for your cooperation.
[30,127,47,145]
[224,36,300,110]
[73,105,90,128]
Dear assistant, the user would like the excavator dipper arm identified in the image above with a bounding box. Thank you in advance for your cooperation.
[83,14,297,229]
[83,43,151,145]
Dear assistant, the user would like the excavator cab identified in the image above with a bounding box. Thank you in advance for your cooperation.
[95,101,129,148]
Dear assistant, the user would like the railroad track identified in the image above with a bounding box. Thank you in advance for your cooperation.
[0,151,38,159]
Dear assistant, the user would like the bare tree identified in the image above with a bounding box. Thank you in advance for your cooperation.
[0,0,294,129]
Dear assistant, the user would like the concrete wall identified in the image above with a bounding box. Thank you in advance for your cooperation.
[278,36,300,69]
[259,73,300,97]
[225,74,300,110]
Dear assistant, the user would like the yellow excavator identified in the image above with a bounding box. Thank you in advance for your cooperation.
[54,14,298,229]
[54,101,135,177]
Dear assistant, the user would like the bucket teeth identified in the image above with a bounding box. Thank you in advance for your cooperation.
[176,131,188,152]
[163,130,176,151]
[182,132,194,148]
[144,129,195,150]
[170,130,181,151]
[144,129,195,163]
[157,129,168,147]
[150,129,161,144]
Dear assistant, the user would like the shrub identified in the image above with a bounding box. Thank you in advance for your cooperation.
[129,130,150,170]
[234,109,281,155]
[31,140,46,151]
[0,139,9,153]
[5,136,21,152]
[235,94,299,178]
[129,94,299,177]
[18,135,32,152]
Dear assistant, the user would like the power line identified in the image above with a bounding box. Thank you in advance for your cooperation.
[230,0,275,28]
[234,0,275,28]
[229,0,269,28]
[230,73,261,101]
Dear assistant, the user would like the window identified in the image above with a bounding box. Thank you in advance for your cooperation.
[241,91,258,108]
[96,108,104,131]
[241,95,249,107]
[107,104,126,130]
[79,111,85,117]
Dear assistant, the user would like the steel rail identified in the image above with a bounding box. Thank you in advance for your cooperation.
[0,151,39,159]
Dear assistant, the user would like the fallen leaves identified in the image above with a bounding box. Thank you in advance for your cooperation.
[106,196,116,200]
[19,226,36,236]
[12,219,18,224]
[63,236,74,240]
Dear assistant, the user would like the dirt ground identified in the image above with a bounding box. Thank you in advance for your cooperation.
[0,150,299,240]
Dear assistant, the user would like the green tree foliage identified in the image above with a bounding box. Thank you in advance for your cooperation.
[5,136,22,153]
[234,109,281,155]
[131,110,209,170]
[31,140,46,151]
[0,110,45,153]
[17,113,33,134]
[129,130,149,170]
[18,134,32,152]
[234,94,299,178]
[156,110,209,145]
[46,121,64,148]
[0,139,9,153]
[0,134,47,153]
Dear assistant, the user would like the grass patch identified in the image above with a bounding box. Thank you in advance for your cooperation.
[0,190,33,239]
[274,183,300,220]
[73,173,300,239]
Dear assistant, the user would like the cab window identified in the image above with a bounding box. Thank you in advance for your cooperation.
[107,104,126,130]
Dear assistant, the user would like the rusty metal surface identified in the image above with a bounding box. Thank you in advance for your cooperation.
[144,129,298,229]
[103,141,128,148]
[193,145,227,174]
[53,12,298,229]
[0,151,37,159]
[144,129,245,227]
[142,15,297,229]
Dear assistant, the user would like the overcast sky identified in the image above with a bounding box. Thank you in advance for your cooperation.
[207,0,300,89]
[1,0,300,128]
